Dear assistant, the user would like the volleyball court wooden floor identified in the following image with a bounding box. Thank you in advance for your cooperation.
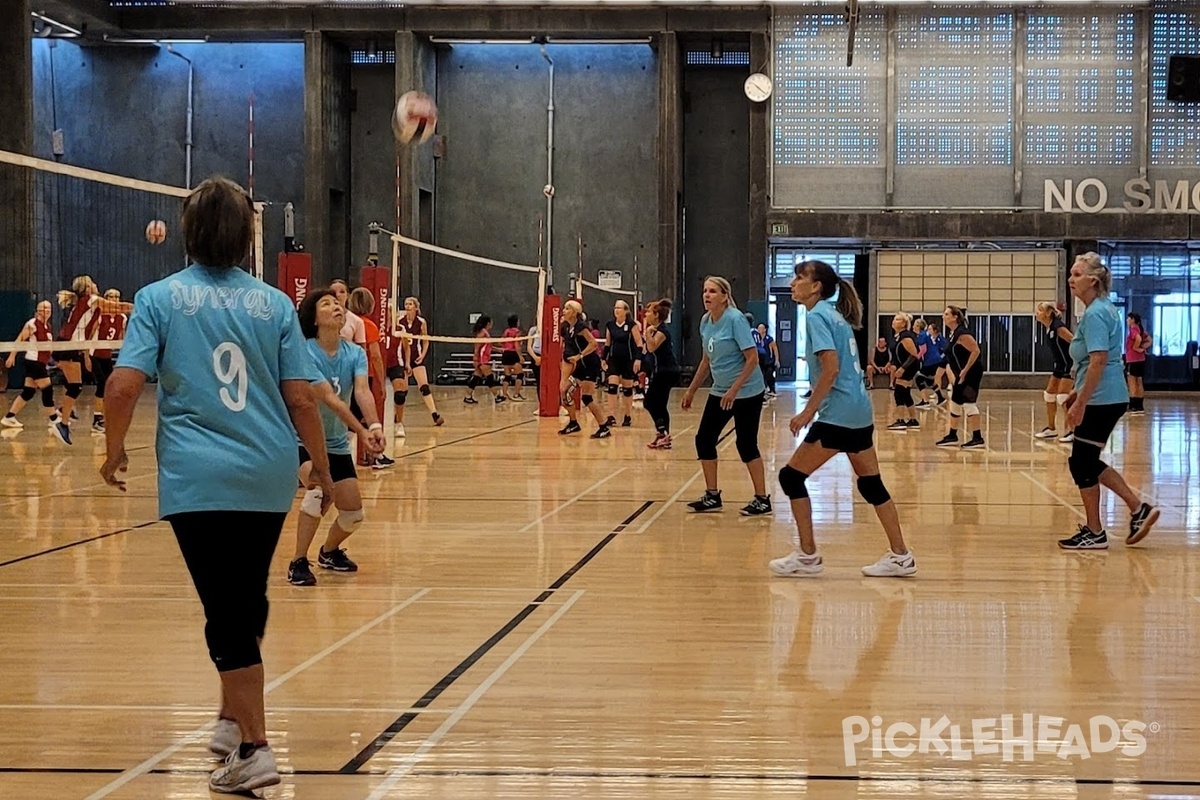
[1,385,1198,799]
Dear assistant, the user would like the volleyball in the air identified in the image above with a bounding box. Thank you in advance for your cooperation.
[145,220,167,244]
[392,91,437,145]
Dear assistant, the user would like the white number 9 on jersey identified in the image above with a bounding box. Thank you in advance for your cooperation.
[213,342,247,412]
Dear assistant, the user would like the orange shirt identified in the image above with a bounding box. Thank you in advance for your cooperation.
[361,317,383,381]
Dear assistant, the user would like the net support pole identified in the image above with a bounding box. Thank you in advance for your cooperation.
[252,202,265,281]
[538,292,563,417]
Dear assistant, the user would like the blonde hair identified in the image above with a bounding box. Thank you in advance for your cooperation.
[404,296,421,312]
[104,288,121,300]
[57,276,95,309]
[564,299,584,318]
[702,276,737,317]
[1073,251,1111,295]
[913,318,927,332]
[1035,301,1061,319]
[347,287,375,316]
[893,312,913,328]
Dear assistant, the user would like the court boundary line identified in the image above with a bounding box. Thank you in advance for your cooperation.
[9,765,1200,788]
[363,590,588,799]
[80,587,432,800]
[1018,470,1087,521]
[517,467,627,532]
[0,419,533,570]
[339,500,655,774]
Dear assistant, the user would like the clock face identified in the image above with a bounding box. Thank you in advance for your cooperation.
[744,73,772,102]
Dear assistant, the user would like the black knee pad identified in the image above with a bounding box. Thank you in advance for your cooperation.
[581,394,594,407]
[1068,447,1106,489]
[394,390,407,406]
[419,383,431,396]
[735,439,761,464]
[778,465,809,499]
[856,475,892,506]
[20,386,35,402]
[41,387,54,408]
[467,375,480,389]
[606,384,619,395]
[485,374,498,388]
[622,387,634,397]
[65,383,82,400]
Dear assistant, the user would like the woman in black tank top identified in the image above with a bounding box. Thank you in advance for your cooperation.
[640,298,677,449]
[1035,301,1076,442]
[603,300,644,428]
[886,313,921,432]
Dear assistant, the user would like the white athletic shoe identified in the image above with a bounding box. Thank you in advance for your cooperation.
[394,423,406,438]
[208,718,241,757]
[1057,432,1074,443]
[769,550,824,577]
[1034,427,1058,439]
[209,746,280,794]
[862,550,917,577]
[0,416,22,428]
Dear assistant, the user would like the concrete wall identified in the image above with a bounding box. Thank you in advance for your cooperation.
[349,64,396,271]
[428,42,658,368]
[30,40,305,299]
[679,66,751,367]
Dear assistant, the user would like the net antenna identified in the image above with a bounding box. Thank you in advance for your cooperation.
[845,0,860,67]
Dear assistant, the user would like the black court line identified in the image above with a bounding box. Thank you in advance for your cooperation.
[0,520,160,569]
[5,766,1199,788]
[0,420,533,570]
[337,499,655,774]
[393,418,535,460]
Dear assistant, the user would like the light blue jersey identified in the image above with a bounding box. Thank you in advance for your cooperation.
[117,264,319,518]
[806,300,874,430]
[305,338,368,456]
[1071,297,1130,406]
[700,309,766,399]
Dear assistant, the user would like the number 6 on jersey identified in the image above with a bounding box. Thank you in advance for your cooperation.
[213,342,247,412]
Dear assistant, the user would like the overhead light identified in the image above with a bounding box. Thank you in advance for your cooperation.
[31,12,82,37]
[102,35,211,44]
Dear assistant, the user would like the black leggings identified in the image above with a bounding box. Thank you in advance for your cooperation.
[643,371,674,434]
[760,362,776,393]
[169,510,286,673]
[695,391,764,463]
[92,357,114,399]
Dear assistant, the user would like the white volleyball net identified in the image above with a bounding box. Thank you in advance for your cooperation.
[0,149,265,358]
[380,229,547,383]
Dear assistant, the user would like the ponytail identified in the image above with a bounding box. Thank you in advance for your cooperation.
[836,279,863,330]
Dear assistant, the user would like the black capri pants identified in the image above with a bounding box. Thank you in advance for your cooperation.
[643,370,675,434]
[92,356,114,399]
[169,510,287,673]
[695,391,765,463]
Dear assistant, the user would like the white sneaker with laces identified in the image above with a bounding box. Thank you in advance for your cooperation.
[394,423,406,438]
[769,550,823,576]
[209,745,280,794]
[1034,427,1058,439]
[862,550,917,577]
[208,718,240,757]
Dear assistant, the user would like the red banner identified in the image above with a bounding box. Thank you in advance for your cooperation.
[538,294,564,417]
[276,253,311,310]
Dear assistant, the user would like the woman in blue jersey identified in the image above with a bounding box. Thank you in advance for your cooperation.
[1057,253,1159,550]
[681,275,770,516]
[1035,301,1075,442]
[100,176,335,794]
[913,319,946,409]
[768,260,915,577]
[288,289,387,586]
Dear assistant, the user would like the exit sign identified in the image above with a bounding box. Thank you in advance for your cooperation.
[771,223,789,236]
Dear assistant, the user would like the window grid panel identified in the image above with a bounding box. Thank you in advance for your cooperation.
[895,9,1014,167]
[773,7,887,167]
[1151,9,1200,167]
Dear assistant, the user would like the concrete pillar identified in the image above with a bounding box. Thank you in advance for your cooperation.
[0,0,36,366]
[304,31,352,287]
[0,0,34,296]
[656,32,682,308]
[747,31,769,303]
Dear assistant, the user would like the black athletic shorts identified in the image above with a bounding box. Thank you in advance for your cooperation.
[571,354,602,384]
[386,364,406,382]
[1126,360,1145,378]
[804,421,874,454]
[1051,362,1071,380]
[951,379,980,405]
[606,354,637,381]
[918,363,939,378]
[501,350,521,367]
[22,360,48,381]
[298,447,358,483]
[1074,402,1127,447]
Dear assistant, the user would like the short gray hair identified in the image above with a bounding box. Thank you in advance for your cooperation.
[1074,251,1111,295]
